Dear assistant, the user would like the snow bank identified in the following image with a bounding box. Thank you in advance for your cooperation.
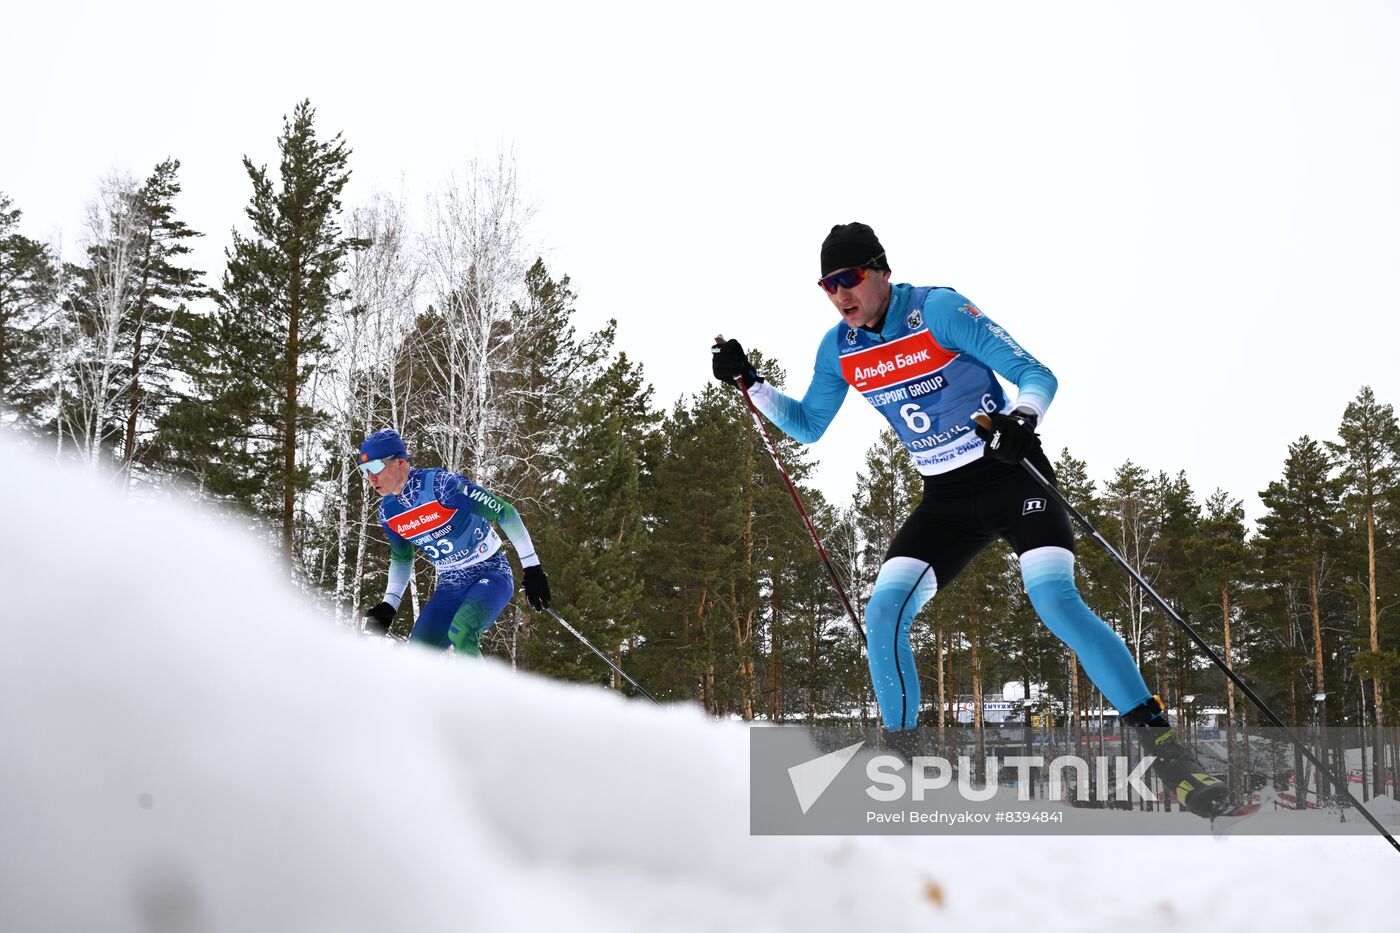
[1,433,1395,932]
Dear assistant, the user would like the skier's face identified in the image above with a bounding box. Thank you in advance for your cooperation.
[823,266,891,330]
[366,457,411,496]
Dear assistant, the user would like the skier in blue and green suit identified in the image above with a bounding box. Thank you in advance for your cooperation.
[358,429,551,657]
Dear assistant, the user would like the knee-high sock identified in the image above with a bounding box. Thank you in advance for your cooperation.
[446,574,514,658]
[448,599,493,657]
[1020,546,1152,712]
[865,557,938,731]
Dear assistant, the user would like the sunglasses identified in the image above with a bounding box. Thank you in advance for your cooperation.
[817,267,869,294]
[817,254,886,294]
[358,456,399,476]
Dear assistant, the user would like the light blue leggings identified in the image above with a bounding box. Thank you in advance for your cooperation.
[865,547,1151,730]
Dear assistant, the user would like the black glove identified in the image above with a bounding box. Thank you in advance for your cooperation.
[364,601,397,636]
[522,564,551,611]
[711,338,760,390]
[974,409,1041,464]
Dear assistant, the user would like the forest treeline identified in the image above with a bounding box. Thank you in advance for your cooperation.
[3,100,1396,799]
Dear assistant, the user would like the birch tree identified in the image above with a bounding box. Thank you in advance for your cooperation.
[416,151,533,483]
[317,192,422,622]
[59,171,150,470]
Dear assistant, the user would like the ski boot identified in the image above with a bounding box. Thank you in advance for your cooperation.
[881,726,924,763]
[1123,695,1230,818]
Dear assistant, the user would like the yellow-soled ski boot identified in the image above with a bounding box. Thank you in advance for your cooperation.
[1123,696,1230,818]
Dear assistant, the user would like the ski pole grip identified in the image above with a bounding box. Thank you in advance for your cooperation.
[971,411,993,430]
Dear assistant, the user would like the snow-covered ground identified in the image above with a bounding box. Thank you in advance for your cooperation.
[1,433,1395,933]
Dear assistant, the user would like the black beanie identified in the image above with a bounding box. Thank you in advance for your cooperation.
[820,222,889,277]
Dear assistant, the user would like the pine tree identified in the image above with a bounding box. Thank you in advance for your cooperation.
[929,543,1014,779]
[1153,470,1199,713]
[740,355,849,722]
[528,353,653,693]
[494,260,613,503]
[1326,386,1400,797]
[646,389,748,711]
[846,428,922,723]
[1258,436,1343,799]
[180,100,360,557]
[640,349,833,716]
[991,543,1063,730]
[851,427,921,599]
[0,193,62,426]
[463,260,612,663]
[118,160,208,471]
[1193,489,1251,800]
[1103,461,1160,667]
[770,500,864,722]
[1052,448,1118,624]
[61,161,207,475]
[1052,447,1113,736]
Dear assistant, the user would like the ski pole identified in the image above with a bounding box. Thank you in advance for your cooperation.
[972,412,1400,855]
[541,607,661,706]
[715,336,866,645]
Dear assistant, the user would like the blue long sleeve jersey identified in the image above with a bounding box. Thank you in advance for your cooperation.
[377,467,539,609]
[749,284,1058,475]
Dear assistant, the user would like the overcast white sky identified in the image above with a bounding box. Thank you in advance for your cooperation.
[5,1,1398,519]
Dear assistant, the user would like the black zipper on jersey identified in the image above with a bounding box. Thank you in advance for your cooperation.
[861,291,901,342]
[859,317,888,343]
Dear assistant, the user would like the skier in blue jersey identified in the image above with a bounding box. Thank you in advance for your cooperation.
[712,222,1227,817]
[357,429,551,657]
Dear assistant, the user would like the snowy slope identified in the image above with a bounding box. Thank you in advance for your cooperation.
[0,433,1394,933]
